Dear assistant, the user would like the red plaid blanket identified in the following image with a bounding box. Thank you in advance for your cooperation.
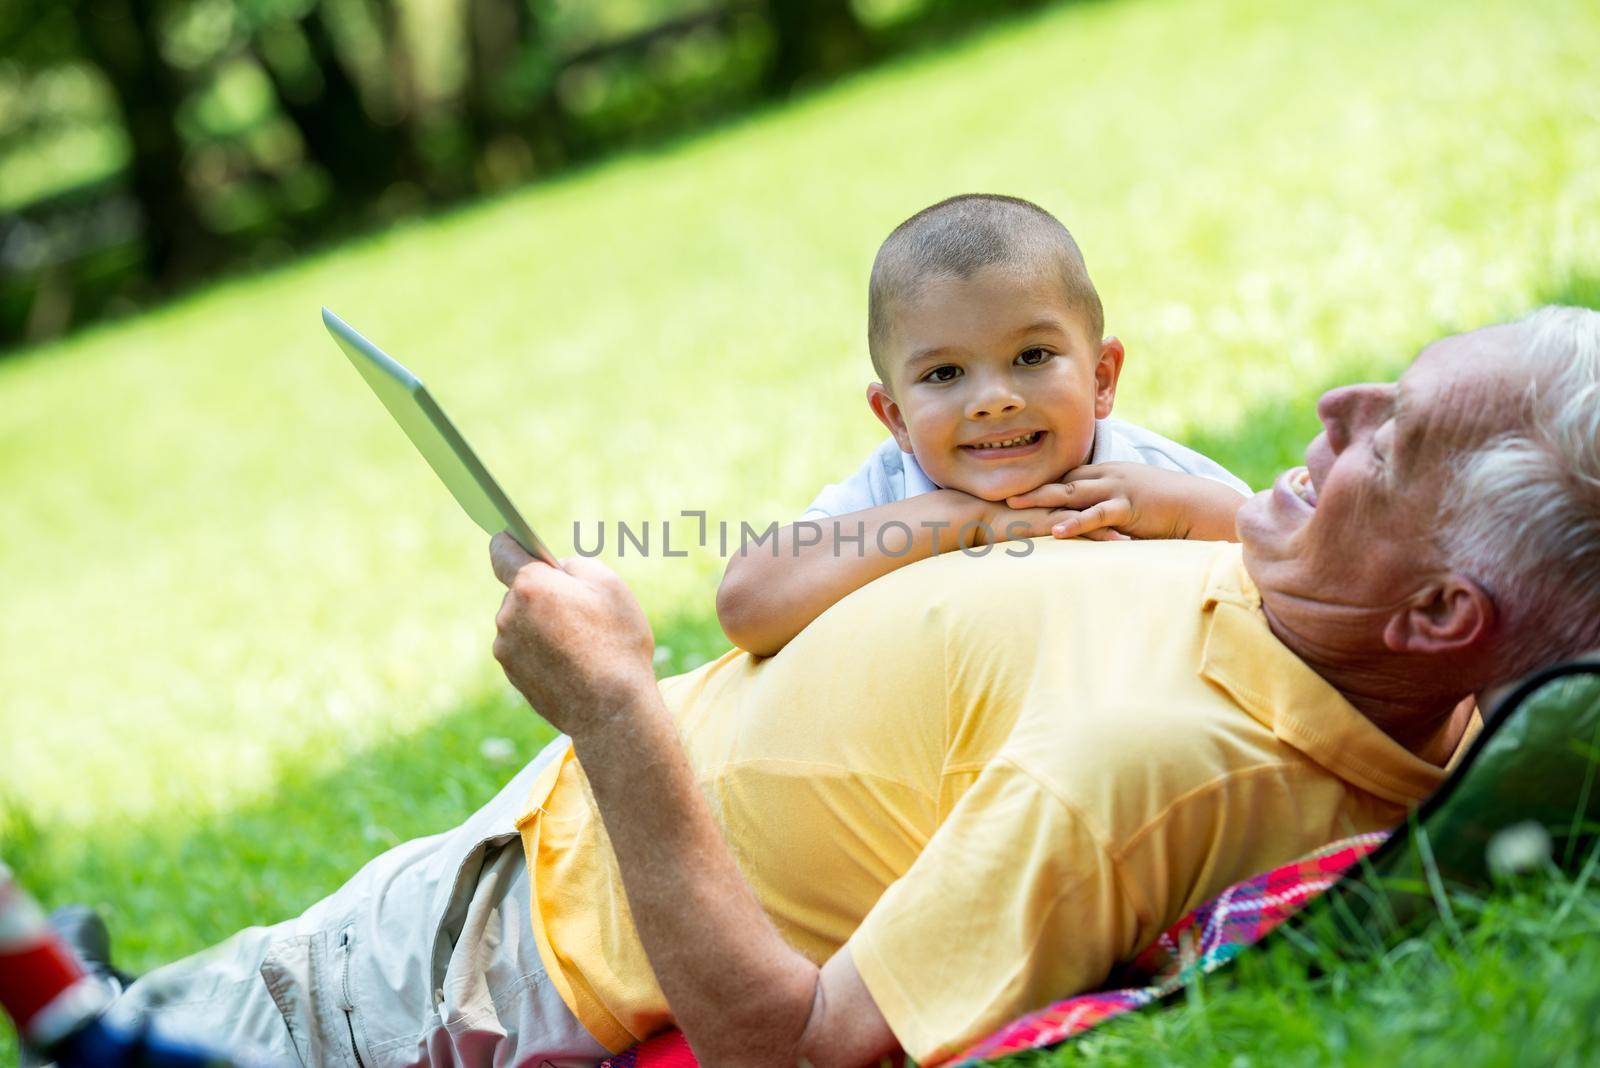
[598,831,1388,1067]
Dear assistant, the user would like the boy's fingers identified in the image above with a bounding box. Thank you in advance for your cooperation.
[1021,479,1115,516]
[1052,498,1134,538]
[1007,484,1071,510]
[993,508,1057,540]
[1062,463,1112,483]
[1059,478,1118,504]
[1008,478,1118,510]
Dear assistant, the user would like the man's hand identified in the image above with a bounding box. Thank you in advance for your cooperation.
[1006,463,1245,542]
[489,532,657,735]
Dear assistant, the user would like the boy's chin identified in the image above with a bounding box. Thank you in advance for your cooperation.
[929,456,1068,502]
[960,475,1054,503]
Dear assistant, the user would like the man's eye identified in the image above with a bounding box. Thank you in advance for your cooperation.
[1373,422,1394,465]
[1017,348,1053,366]
[923,365,961,383]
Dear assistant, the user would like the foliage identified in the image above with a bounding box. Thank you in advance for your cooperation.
[0,0,1045,345]
[2,0,1599,1060]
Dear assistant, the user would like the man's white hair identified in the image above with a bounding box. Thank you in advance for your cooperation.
[1439,305,1600,680]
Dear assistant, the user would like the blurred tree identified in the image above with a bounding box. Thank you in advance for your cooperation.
[763,0,869,96]
[3,0,220,281]
[75,0,224,280]
[249,2,417,213]
[462,0,566,188]
[0,0,1056,347]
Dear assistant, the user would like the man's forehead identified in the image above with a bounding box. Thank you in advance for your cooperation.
[1421,321,1508,355]
[1399,326,1523,446]
[1407,325,1523,391]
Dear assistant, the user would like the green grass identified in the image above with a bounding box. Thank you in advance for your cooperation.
[1018,865,1600,1067]
[2,0,1599,1060]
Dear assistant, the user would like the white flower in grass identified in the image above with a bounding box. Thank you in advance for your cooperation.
[479,736,517,764]
[653,646,674,668]
[1486,820,1552,878]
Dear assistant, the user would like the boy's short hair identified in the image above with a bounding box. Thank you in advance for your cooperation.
[867,194,1104,383]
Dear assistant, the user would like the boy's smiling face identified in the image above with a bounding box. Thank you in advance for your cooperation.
[868,261,1124,502]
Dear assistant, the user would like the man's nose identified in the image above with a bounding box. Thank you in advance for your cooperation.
[1316,383,1390,453]
[966,376,1025,419]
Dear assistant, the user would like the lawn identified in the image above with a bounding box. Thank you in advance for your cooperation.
[3,0,1599,1061]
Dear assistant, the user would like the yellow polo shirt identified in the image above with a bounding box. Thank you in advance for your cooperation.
[517,539,1467,1063]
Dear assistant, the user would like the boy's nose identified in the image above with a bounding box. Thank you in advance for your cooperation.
[967,382,1025,419]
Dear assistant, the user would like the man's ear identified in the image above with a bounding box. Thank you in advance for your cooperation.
[1382,575,1496,656]
[1094,336,1126,420]
[867,382,914,453]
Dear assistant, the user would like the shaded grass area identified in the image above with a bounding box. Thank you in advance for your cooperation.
[3,0,1600,1060]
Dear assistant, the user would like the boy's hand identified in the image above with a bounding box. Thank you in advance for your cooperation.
[1006,463,1244,542]
[968,500,1061,546]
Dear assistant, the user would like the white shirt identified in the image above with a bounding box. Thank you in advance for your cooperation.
[801,417,1251,520]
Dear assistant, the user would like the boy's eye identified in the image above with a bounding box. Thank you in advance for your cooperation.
[1017,347,1053,366]
[922,365,962,383]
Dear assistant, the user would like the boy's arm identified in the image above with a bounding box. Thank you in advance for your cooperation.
[718,491,1052,656]
[1006,463,1248,543]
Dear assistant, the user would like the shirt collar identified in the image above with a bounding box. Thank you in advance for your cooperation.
[900,448,942,498]
[1196,549,1454,806]
[1089,419,1142,465]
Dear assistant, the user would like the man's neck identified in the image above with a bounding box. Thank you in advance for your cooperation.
[1262,604,1474,766]
[1358,691,1475,766]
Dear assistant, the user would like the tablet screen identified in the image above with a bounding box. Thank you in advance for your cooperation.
[323,308,557,566]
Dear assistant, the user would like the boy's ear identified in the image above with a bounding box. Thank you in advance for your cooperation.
[1094,336,1126,420]
[1381,575,1496,657]
[867,382,915,453]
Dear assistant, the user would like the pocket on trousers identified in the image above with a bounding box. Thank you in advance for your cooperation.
[259,935,316,1066]
[334,924,376,1068]
[259,929,368,1068]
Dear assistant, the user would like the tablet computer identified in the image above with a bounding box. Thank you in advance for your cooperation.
[322,308,558,566]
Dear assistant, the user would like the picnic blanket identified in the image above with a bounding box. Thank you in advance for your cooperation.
[598,831,1389,1068]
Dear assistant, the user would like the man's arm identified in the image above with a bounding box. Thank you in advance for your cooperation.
[490,536,898,1067]
[717,491,1054,657]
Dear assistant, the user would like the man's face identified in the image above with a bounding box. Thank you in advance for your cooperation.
[868,263,1120,502]
[1238,327,1520,643]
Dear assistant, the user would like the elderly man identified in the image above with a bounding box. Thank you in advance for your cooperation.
[87,308,1600,1068]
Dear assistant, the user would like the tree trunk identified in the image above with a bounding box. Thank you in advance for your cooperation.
[253,5,411,213]
[74,0,217,283]
[763,0,870,97]
[463,0,566,188]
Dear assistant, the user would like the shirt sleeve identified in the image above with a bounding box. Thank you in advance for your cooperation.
[799,438,911,520]
[846,759,1144,1065]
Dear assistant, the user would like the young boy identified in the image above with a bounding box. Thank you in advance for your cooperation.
[718,194,1251,656]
